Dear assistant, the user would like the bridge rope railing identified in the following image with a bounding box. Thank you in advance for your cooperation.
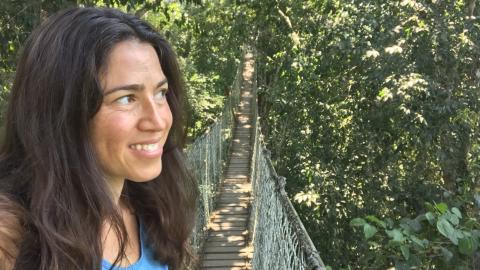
[185,45,245,253]
[249,47,326,270]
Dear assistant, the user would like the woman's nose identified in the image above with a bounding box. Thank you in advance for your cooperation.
[137,98,170,131]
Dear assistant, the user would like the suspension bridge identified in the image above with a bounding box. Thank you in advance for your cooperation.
[186,47,325,270]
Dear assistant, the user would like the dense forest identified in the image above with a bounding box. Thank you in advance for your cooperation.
[1,0,480,269]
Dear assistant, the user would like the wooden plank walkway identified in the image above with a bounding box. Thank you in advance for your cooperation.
[200,52,255,270]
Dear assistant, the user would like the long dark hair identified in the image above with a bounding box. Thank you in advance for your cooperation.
[0,7,198,270]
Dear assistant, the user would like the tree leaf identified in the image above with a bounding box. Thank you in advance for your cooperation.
[435,203,448,214]
[400,245,410,260]
[440,247,453,262]
[425,212,435,224]
[386,229,405,242]
[363,223,378,239]
[445,211,459,226]
[459,237,476,255]
[451,207,462,219]
[350,217,366,227]
[366,215,386,228]
[394,261,409,270]
[410,235,425,249]
[437,218,458,245]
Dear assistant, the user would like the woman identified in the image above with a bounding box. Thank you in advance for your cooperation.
[0,7,198,270]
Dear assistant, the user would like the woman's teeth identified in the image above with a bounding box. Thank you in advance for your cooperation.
[130,143,159,152]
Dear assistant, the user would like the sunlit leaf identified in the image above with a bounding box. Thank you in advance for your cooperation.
[435,203,448,214]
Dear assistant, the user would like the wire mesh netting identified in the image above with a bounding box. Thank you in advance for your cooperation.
[186,46,244,253]
[186,46,325,269]
[249,47,326,270]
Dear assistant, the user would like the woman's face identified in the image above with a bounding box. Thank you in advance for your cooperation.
[90,39,172,184]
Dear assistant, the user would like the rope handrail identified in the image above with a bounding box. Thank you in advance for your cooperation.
[249,47,326,270]
[185,45,245,253]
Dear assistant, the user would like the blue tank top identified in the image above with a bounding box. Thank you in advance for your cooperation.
[101,223,168,270]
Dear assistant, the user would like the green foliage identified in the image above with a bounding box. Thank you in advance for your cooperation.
[351,202,480,269]
[249,0,480,268]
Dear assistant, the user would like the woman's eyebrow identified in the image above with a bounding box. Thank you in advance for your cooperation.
[104,78,168,95]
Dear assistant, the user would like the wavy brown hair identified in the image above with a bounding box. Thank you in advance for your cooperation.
[0,7,198,270]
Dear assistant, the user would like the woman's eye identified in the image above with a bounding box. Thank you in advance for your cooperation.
[154,90,168,103]
[115,95,134,105]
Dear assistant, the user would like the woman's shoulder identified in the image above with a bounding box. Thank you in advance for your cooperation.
[0,194,25,270]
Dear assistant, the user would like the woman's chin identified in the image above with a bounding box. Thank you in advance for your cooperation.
[127,169,163,183]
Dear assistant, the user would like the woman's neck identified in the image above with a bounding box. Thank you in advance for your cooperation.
[108,177,125,205]
[101,201,141,267]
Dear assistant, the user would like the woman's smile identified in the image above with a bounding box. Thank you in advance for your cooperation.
[129,141,164,157]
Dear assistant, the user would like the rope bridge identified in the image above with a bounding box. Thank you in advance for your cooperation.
[185,47,325,270]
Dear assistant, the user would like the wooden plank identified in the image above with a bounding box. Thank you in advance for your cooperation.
[217,199,250,205]
[229,154,250,158]
[204,246,250,253]
[202,267,247,270]
[217,198,250,203]
[209,225,246,231]
[229,154,250,157]
[208,233,248,239]
[225,167,250,170]
[216,203,249,208]
[205,242,248,248]
[228,158,250,162]
[218,189,249,194]
[224,174,249,178]
[219,187,250,192]
[220,185,249,190]
[231,142,250,146]
[222,181,249,185]
[220,186,248,190]
[203,253,248,261]
[224,166,250,170]
[208,231,247,237]
[204,240,246,247]
[210,221,247,227]
[219,191,250,195]
[225,171,250,175]
[220,186,249,191]
[214,211,248,217]
[202,259,246,268]
[222,178,248,183]
[231,145,251,148]
[218,194,250,199]
[230,153,250,157]
[218,195,250,200]
[219,189,250,194]
[212,214,248,220]
[227,162,251,166]
[213,212,248,217]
